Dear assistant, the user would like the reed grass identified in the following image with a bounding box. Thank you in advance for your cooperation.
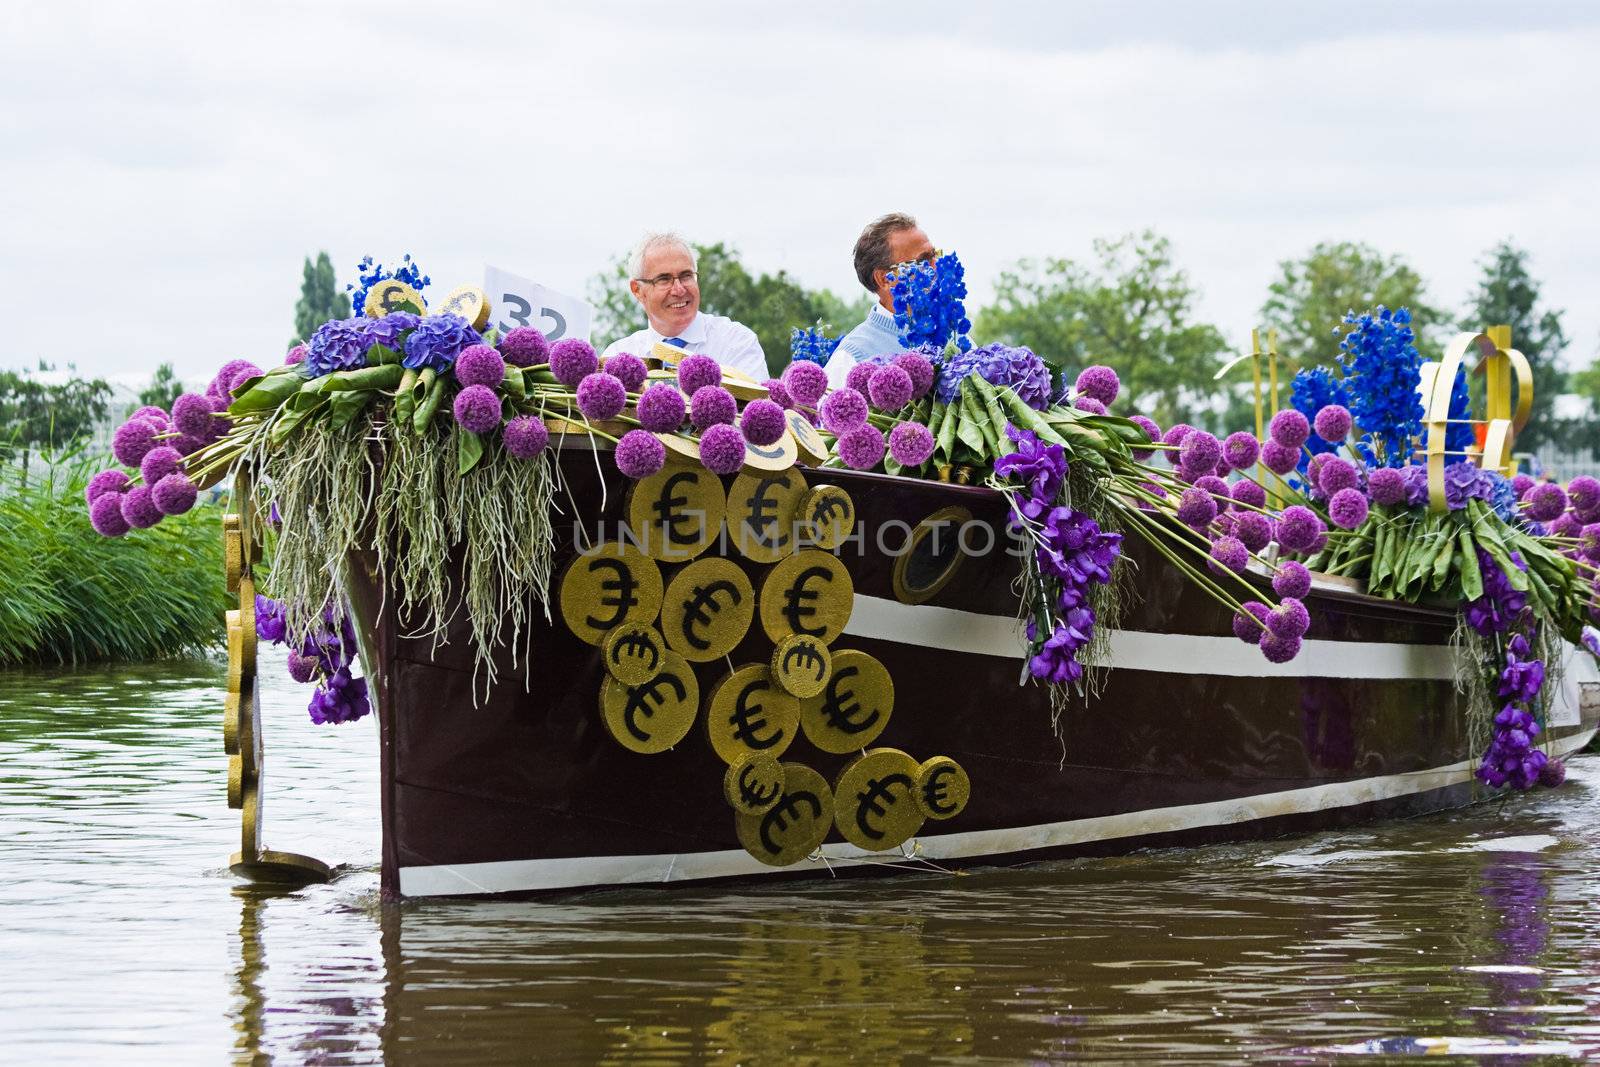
[0,453,229,666]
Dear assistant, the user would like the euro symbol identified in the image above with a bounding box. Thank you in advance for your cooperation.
[610,631,659,673]
[821,665,879,734]
[759,789,822,854]
[745,478,788,549]
[681,579,742,651]
[738,763,781,810]
[622,672,687,742]
[584,558,638,630]
[854,773,914,841]
[748,439,786,460]
[729,677,783,749]
[781,639,827,682]
[780,565,831,636]
[810,494,849,531]
[923,765,960,816]
[652,471,701,546]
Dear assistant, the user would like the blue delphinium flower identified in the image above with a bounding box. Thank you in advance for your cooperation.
[789,322,841,365]
[1445,365,1474,455]
[347,253,432,317]
[1336,306,1424,467]
[890,252,973,354]
[1290,365,1352,468]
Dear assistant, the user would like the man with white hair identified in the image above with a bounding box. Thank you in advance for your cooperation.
[601,232,767,381]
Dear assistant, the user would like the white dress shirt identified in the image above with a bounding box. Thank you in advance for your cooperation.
[602,312,768,382]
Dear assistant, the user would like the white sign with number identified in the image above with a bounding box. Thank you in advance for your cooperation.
[483,264,593,344]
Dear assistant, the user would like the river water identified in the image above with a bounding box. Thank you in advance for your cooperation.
[2,650,1599,1064]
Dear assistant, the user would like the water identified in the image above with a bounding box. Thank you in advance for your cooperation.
[3,651,1600,1064]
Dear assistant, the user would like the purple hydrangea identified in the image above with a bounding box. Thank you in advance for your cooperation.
[676,353,722,395]
[503,415,549,460]
[1401,463,1431,507]
[403,314,482,374]
[1273,560,1312,600]
[500,326,552,367]
[1269,409,1310,449]
[615,429,666,479]
[820,388,869,435]
[454,344,506,388]
[604,352,648,393]
[837,424,887,470]
[636,383,687,433]
[698,422,747,475]
[690,385,738,429]
[362,312,419,351]
[307,318,374,378]
[151,473,198,515]
[1074,365,1120,407]
[453,384,502,434]
[935,342,1052,409]
[576,372,628,421]
[888,421,935,467]
[739,399,787,447]
[89,492,130,537]
[85,469,130,505]
[868,364,914,411]
[120,485,163,529]
[781,360,828,407]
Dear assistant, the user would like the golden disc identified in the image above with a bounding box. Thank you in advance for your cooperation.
[727,467,806,564]
[771,633,832,699]
[724,751,785,815]
[757,549,853,644]
[915,755,970,820]
[797,485,855,550]
[626,463,727,562]
[741,428,799,472]
[601,622,667,686]
[657,432,701,465]
[598,649,699,754]
[735,762,835,867]
[660,558,755,663]
[434,284,490,330]
[557,542,664,647]
[704,663,800,765]
[787,410,831,466]
[363,279,426,318]
[798,648,893,754]
[834,748,924,852]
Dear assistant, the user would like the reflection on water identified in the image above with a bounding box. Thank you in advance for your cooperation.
[4,651,1600,1062]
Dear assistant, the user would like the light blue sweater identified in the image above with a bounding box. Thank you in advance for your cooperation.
[825,303,907,387]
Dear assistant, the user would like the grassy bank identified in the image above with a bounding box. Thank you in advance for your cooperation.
[0,456,230,666]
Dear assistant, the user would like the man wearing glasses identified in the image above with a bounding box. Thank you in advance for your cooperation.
[824,212,936,388]
[601,232,767,381]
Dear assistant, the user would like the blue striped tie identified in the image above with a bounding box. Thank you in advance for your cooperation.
[662,337,688,348]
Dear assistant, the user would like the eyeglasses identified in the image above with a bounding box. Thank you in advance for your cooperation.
[635,270,698,290]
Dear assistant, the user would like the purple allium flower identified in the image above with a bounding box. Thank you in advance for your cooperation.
[1275,505,1321,553]
[739,399,787,446]
[1128,415,1160,460]
[676,353,721,395]
[224,361,263,395]
[151,473,197,516]
[1232,600,1270,644]
[500,326,552,367]
[503,415,549,460]
[782,360,828,407]
[454,344,506,388]
[1074,365,1120,407]
[1193,474,1230,501]
[1213,511,1239,538]
[1260,632,1303,664]
[1328,487,1369,529]
[1222,431,1260,471]
[837,424,887,470]
[120,485,163,529]
[286,651,318,684]
[846,360,877,395]
[615,429,666,479]
[130,405,169,427]
[1540,758,1567,787]
[1273,560,1312,600]
[690,384,738,430]
[821,388,869,435]
[636,383,686,433]
[1318,456,1360,497]
[1234,511,1273,552]
[1075,396,1107,415]
[1526,483,1567,523]
[1209,535,1249,574]
[763,378,793,409]
[89,492,130,537]
[1260,440,1300,476]
[868,364,914,411]
[171,393,218,438]
[139,446,183,486]
[577,372,628,421]
[604,352,648,393]
[1313,404,1353,443]
[1569,476,1600,513]
[402,314,482,375]
[173,433,208,457]
[549,337,598,387]
[209,359,262,398]
[1232,479,1267,510]
[893,352,937,399]
[1511,473,1536,499]
[1367,467,1406,507]
[1267,596,1310,640]
[453,384,503,434]
[698,422,747,476]
[1179,430,1221,476]
[85,469,129,505]
[1161,423,1195,462]
[1269,409,1310,449]
[1176,486,1218,529]
[286,343,308,366]
[112,419,160,467]
[1581,523,1600,563]
[889,421,935,467]
[306,319,373,378]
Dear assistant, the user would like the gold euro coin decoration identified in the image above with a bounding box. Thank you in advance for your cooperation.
[915,756,970,820]
[599,650,699,754]
[799,648,893,753]
[724,751,784,815]
[558,542,664,646]
[758,549,853,644]
[704,663,800,765]
[728,468,806,564]
[735,762,835,867]
[363,279,426,318]
[660,558,755,663]
[627,464,727,562]
[770,633,831,699]
[797,485,855,550]
[833,748,924,852]
[434,284,490,330]
[787,411,831,467]
[741,429,800,472]
[602,622,666,686]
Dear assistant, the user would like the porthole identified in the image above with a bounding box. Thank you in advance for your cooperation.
[891,506,973,605]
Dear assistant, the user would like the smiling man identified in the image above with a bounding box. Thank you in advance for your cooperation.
[601,232,767,381]
[824,212,936,388]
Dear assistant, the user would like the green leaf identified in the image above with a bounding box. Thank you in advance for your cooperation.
[368,343,402,366]
[457,429,485,476]
[954,381,988,460]
[229,367,308,416]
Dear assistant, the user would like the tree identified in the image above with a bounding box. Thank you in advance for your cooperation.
[588,243,870,378]
[1261,241,1444,369]
[0,362,112,476]
[136,362,183,413]
[975,231,1233,427]
[292,251,351,347]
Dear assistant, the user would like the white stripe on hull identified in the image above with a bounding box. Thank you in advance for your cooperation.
[396,728,1595,897]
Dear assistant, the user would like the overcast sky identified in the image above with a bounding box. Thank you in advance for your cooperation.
[4,0,1597,386]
